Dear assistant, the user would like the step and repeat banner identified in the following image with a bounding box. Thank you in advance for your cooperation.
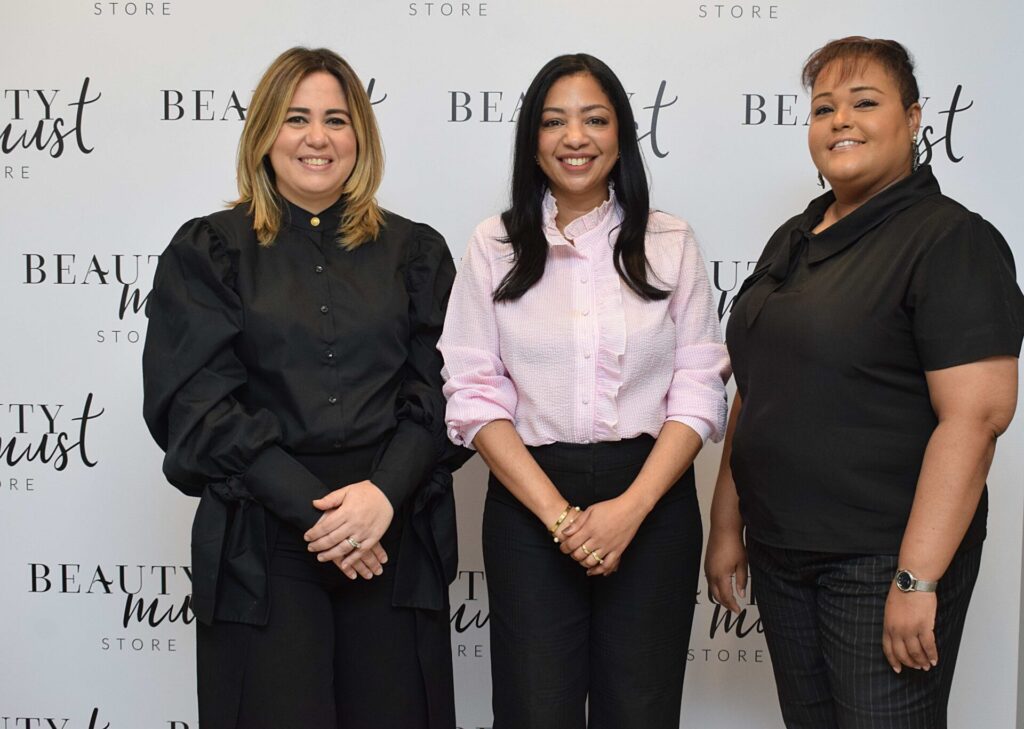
[3,1,1022,727]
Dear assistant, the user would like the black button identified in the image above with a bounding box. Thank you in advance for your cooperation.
[328,395,338,405]
[320,305,329,314]
[314,264,325,274]
[332,440,343,449]
[326,349,335,359]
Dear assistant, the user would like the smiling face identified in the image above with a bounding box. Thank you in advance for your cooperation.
[268,71,357,213]
[808,58,921,203]
[536,73,619,211]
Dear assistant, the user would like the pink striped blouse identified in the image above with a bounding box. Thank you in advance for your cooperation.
[438,192,730,449]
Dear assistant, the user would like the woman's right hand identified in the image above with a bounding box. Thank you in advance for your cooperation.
[305,481,395,580]
[705,527,748,615]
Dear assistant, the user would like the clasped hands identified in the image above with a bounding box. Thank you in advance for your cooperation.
[552,495,645,577]
[303,480,394,580]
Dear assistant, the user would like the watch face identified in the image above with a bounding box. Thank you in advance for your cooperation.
[895,571,913,591]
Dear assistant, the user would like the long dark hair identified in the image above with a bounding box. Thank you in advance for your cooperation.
[493,54,667,302]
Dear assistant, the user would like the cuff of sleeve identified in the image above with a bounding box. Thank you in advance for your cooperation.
[243,446,328,530]
[666,416,713,444]
[371,420,437,510]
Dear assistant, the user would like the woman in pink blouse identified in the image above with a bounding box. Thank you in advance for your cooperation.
[439,54,730,729]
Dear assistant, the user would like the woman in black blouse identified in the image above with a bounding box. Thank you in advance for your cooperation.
[705,37,1023,728]
[143,47,459,729]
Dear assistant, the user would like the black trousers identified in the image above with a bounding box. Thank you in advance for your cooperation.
[747,539,983,729]
[483,436,703,729]
[196,449,455,729]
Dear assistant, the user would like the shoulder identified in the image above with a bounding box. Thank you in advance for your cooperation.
[644,211,703,271]
[379,208,451,263]
[740,210,806,269]
[167,206,253,259]
[645,210,696,247]
[199,205,257,248]
[904,193,983,236]
[899,194,1010,260]
[464,214,514,263]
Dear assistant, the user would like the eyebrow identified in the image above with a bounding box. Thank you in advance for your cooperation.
[287,106,351,116]
[541,104,612,114]
[812,85,886,102]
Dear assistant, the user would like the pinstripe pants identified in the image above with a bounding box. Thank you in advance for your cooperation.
[747,539,982,729]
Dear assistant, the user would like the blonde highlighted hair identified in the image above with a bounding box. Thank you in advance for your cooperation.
[234,47,384,248]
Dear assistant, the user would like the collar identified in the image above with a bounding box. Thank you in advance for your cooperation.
[281,195,346,234]
[799,165,942,265]
[746,166,942,328]
[542,185,617,245]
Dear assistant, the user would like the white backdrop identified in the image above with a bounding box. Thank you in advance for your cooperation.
[2,1,1023,727]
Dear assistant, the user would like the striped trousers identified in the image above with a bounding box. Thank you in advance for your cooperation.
[747,539,982,729]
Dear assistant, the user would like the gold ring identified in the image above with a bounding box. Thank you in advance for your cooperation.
[346,537,362,549]
[581,544,591,556]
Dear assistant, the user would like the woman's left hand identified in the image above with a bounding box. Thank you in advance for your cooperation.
[557,495,646,576]
[304,480,395,578]
[882,584,938,673]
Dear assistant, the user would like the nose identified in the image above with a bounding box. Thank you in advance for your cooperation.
[831,104,853,130]
[563,118,588,148]
[305,121,328,147]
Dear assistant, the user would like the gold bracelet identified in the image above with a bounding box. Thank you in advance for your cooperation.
[552,506,580,544]
[549,504,571,534]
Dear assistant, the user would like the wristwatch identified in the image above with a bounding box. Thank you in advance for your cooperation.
[893,568,938,593]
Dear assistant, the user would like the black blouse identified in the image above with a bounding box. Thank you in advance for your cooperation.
[727,166,1024,554]
[143,198,462,623]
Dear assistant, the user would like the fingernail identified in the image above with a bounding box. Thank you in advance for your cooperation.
[374,568,383,576]
[892,666,901,674]
[930,659,937,667]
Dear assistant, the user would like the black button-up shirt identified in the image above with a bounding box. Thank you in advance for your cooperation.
[727,166,1024,553]
[143,198,460,622]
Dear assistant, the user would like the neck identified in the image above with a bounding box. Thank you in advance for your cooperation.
[552,189,609,235]
[828,166,911,224]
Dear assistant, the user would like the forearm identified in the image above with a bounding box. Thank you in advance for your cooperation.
[472,419,568,527]
[898,418,997,580]
[709,393,744,535]
[623,421,703,516]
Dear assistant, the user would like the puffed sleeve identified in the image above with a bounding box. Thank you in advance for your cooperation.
[664,225,731,442]
[907,213,1024,370]
[437,223,520,449]
[368,223,457,509]
[142,218,327,529]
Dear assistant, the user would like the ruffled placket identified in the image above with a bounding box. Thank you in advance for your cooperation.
[542,189,627,442]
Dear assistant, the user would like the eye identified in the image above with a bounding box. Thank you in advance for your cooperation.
[285,115,308,125]
[854,99,879,109]
[325,116,349,128]
[813,105,833,116]
[541,118,564,128]
[586,116,609,126]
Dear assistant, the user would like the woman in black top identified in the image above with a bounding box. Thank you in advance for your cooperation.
[705,37,1023,728]
[143,47,460,729]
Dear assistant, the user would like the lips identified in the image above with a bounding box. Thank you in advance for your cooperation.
[557,156,597,172]
[829,139,864,150]
[299,157,332,168]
